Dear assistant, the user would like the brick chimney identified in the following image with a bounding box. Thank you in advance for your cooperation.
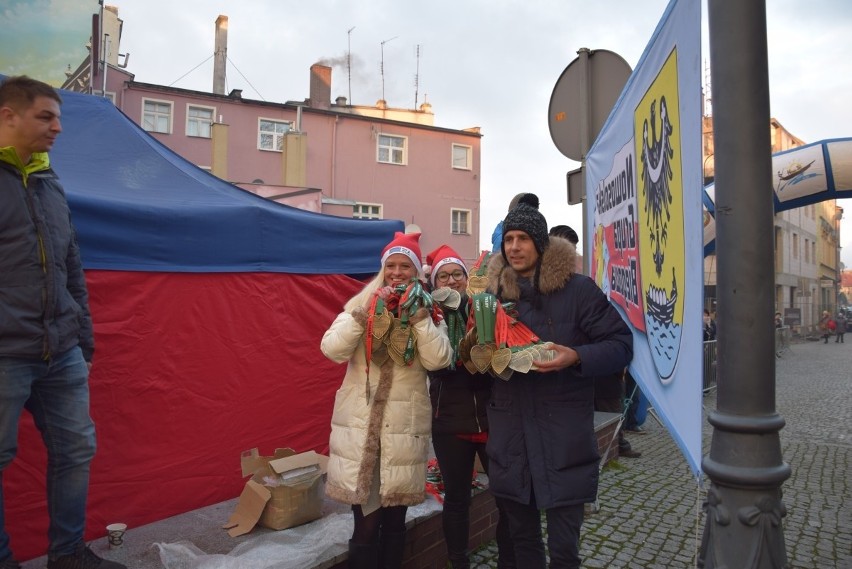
[309,64,331,110]
[213,15,228,95]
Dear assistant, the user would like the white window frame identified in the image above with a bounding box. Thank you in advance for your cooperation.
[186,104,215,138]
[377,133,407,165]
[451,208,471,235]
[353,203,383,220]
[258,118,293,152]
[141,98,173,134]
[451,143,472,170]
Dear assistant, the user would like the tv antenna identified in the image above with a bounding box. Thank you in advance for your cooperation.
[347,26,355,104]
[414,44,421,109]
[380,36,398,102]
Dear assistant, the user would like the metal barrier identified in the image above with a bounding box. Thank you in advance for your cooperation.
[703,340,717,393]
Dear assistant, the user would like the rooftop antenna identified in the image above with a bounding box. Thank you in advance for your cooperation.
[347,26,355,104]
[414,44,421,109]
[380,36,398,102]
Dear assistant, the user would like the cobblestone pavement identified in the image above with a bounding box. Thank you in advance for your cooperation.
[468,339,852,568]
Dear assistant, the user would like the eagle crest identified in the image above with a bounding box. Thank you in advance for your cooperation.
[640,96,674,277]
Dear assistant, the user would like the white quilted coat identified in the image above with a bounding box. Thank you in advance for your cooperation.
[321,308,452,507]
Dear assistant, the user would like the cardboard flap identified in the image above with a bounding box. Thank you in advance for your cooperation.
[268,451,329,475]
[240,448,264,478]
[222,480,272,537]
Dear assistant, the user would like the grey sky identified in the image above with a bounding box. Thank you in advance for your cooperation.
[47,0,852,266]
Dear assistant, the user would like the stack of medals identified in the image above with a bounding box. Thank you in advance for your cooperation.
[365,280,434,372]
[452,251,555,380]
[430,286,464,370]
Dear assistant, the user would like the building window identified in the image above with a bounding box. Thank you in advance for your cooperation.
[452,144,472,170]
[377,134,407,165]
[451,209,471,235]
[353,203,382,219]
[804,238,810,263]
[187,105,215,138]
[792,233,799,259]
[258,118,292,151]
[142,99,172,133]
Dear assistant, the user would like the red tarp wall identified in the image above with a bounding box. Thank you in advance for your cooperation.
[6,270,362,560]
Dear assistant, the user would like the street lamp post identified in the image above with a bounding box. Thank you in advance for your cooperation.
[700,1,791,567]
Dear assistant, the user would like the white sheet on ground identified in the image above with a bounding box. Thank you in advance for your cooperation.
[154,498,443,569]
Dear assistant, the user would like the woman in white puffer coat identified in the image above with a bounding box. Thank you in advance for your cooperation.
[321,232,452,569]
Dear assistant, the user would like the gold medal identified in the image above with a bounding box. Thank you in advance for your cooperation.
[389,326,412,355]
[491,347,512,374]
[494,365,513,381]
[469,343,495,373]
[467,275,489,296]
[372,309,392,339]
[387,347,406,366]
[371,344,389,366]
[462,358,479,375]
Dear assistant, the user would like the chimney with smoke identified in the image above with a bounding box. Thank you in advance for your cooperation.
[213,15,228,95]
[309,64,331,110]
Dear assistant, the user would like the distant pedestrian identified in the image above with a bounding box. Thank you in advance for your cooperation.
[818,310,834,344]
[703,309,717,341]
[774,312,783,329]
[834,312,846,343]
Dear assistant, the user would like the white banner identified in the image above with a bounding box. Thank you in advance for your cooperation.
[585,0,703,475]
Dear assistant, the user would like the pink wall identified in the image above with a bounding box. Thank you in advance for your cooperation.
[110,80,482,265]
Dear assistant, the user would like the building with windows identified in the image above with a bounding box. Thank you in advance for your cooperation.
[63,10,482,265]
[702,116,841,334]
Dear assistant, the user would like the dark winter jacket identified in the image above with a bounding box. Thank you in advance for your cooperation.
[428,299,492,435]
[485,237,633,509]
[0,152,94,361]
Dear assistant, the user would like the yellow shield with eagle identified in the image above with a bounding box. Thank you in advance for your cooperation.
[633,48,685,382]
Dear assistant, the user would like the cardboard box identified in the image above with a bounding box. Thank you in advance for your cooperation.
[223,447,329,537]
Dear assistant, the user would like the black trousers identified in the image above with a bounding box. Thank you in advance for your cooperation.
[432,433,515,567]
[499,492,585,569]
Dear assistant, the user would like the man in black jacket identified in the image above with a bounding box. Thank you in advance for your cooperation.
[486,201,633,568]
[0,76,124,569]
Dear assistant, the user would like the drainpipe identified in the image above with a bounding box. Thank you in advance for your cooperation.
[330,115,338,200]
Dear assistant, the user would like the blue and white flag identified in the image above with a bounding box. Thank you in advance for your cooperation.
[585,0,703,475]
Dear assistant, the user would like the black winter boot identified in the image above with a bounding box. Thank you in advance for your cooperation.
[379,529,407,569]
[348,539,379,569]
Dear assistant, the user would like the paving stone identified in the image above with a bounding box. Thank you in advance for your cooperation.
[469,340,851,568]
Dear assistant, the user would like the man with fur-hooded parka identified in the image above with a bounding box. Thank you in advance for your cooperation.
[486,201,633,568]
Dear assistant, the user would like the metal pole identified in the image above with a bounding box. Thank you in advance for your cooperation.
[700,1,790,567]
[578,47,591,275]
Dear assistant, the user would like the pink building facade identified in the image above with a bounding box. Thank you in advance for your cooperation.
[68,59,483,266]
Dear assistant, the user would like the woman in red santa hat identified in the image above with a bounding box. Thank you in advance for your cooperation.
[321,232,452,568]
[426,244,516,569]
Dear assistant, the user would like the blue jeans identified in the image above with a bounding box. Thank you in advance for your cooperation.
[0,347,97,560]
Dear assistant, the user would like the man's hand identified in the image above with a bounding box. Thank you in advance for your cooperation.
[533,343,580,372]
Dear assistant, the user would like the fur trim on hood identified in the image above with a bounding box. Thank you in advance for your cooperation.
[487,236,577,300]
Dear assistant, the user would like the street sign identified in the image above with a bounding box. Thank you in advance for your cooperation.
[548,49,632,162]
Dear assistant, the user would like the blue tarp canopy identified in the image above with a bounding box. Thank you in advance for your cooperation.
[48,89,402,273]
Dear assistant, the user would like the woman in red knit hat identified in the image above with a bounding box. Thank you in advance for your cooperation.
[321,232,452,568]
